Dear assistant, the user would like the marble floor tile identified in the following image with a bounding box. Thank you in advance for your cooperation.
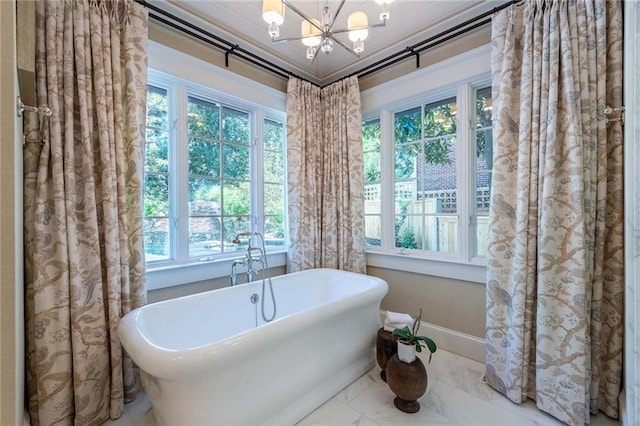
[102,349,621,426]
[297,398,377,426]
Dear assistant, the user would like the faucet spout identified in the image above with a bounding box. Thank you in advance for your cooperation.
[230,258,246,286]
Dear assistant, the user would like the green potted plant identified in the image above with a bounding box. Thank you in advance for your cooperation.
[392,309,437,363]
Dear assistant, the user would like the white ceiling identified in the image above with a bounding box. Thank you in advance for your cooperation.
[152,0,507,85]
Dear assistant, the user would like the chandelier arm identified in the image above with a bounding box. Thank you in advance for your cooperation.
[331,26,366,35]
[329,34,360,57]
[281,0,322,32]
[369,21,388,29]
[273,34,320,44]
[328,0,346,30]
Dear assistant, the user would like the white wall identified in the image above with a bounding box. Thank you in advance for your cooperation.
[0,0,24,424]
[623,1,639,424]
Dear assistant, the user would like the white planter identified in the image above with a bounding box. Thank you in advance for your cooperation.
[397,341,416,363]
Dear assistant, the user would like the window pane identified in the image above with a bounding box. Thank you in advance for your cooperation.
[189,217,222,258]
[223,144,250,180]
[223,107,250,144]
[223,181,250,216]
[393,95,459,255]
[188,97,220,139]
[189,177,221,257]
[145,129,169,173]
[264,183,284,216]
[476,86,493,129]
[144,173,169,216]
[365,184,381,214]
[364,151,381,185]
[475,86,493,257]
[264,216,284,246]
[395,144,418,180]
[365,215,381,247]
[264,119,284,151]
[264,216,285,244]
[264,117,286,250]
[394,107,422,143]
[424,97,457,138]
[364,118,381,248]
[144,217,170,261]
[394,182,417,215]
[189,137,220,177]
[189,177,220,205]
[224,217,252,250]
[363,119,380,152]
[147,86,168,129]
[394,107,421,143]
[395,215,423,250]
[264,149,284,183]
[145,85,170,263]
[423,137,458,213]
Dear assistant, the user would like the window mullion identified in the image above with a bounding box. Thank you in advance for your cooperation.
[254,110,264,236]
[380,109,395,251]
[175,84,190,263]
[457,83,473,263]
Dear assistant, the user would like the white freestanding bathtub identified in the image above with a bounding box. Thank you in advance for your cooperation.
[118,268,388,425]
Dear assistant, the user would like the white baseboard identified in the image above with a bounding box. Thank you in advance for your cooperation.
[619,389,627,426]
[418,320,486,364]
[380,310,486,364]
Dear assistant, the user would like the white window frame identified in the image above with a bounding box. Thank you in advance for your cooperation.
[361,45,492,283]
[144,42,287,290]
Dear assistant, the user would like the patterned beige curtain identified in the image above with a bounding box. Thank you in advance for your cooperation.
[485,1,623,425]
[287,76,366,273]
[23,1,148,424]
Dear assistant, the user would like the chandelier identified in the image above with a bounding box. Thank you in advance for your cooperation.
[262,0,394,61]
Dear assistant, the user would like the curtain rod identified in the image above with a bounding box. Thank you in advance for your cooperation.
[135,0,521,89]
[340,0,521,84]
[135,0,313,84]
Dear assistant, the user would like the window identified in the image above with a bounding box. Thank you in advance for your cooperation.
[144,85,171,262]
[263,119,286,246]
[474,87,493,257]
[394,97,458,252]
[363,118,381,247]
[143,73,286,267]
[363,81,493,264]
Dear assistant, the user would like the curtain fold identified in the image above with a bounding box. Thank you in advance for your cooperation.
[286,76,366,273]
[23,1,148,424]
[485,1,623,425]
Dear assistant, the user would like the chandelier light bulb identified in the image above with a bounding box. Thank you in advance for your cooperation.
[306,46,317,60]
[301,19,322,47]
[268,22,280,38]
[348,12,369,42]
[353,39,364,54]
[262,0,285,25]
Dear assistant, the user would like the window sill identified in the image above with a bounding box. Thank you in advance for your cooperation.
[145,251,287,291]
[366,251,486,284]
